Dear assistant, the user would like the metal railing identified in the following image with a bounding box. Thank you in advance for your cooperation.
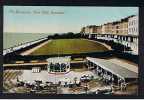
[3,37,48,56]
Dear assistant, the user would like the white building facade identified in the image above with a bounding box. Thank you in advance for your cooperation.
[128,15,139,54]
[128,15,139,35]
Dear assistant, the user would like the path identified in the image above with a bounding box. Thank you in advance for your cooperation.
[84,39,112,50]
[20,40,51,55]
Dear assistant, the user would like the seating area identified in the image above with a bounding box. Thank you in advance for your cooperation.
[15,74,96,94]
[16,80,58,94]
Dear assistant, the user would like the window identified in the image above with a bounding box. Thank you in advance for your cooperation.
[136,28,137,32]
[129,28,131,33]
[116,26,119,29]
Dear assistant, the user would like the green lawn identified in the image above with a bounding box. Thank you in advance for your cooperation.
[30,39,109,55]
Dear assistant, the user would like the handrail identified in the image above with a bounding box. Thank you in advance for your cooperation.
[3,37,48,55]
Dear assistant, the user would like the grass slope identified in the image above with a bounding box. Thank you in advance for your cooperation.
[30,39,109,55]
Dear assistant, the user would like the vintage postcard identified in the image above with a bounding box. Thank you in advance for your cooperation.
[3,6,138,95]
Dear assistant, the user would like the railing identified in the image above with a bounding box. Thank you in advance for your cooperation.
[3,37,48,56]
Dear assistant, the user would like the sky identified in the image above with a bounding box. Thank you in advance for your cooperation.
[4,6,138,34]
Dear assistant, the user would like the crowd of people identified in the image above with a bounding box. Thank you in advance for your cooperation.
[15,74,96,94]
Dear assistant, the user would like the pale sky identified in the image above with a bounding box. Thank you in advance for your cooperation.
[4,6,138,34]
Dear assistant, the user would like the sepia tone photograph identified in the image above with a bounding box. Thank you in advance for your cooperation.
[3,6,138,95]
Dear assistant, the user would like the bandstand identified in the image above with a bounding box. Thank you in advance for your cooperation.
[47,56,71,73]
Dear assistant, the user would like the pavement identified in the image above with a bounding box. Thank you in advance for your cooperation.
[20,40,52,55]
[3,61,85,67]
[19,70,98,84]
[84,39,112,50]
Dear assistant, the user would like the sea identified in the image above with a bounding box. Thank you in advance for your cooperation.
[3,33,52,49]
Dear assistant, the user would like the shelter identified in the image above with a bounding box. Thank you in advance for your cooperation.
[86,57,138,89]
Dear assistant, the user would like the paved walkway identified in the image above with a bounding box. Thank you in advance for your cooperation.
[85,39,112,50]
[89,86,111,92]
[20,40,51,55]
[3,61,85,68]
[3,62,48,67]
[19,70,98,84]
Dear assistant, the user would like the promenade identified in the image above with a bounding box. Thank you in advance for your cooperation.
[20,40,51,55]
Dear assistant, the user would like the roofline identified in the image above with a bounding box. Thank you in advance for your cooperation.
[86,57,138,79]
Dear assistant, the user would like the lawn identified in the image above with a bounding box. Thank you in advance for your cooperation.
[30,39,109,55]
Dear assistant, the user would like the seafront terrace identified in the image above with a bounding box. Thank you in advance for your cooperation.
[87,33,138,55]
[3,33,138,57]
[3,37,48,56]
